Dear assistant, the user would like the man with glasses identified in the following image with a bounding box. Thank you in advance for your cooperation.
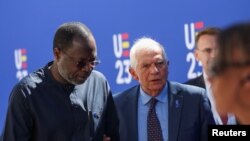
[184,27,236,125]
[185,27,220,89]
[1,22,119,141]
[209,22,250,125]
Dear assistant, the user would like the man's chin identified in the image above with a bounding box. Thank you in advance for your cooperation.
[68,77,87,85]
[149,85,165,91]
[75,78,87,85]
[150,81,165,87]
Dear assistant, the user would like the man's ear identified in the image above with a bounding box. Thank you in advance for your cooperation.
[194,49,200,61]
[54,47,61,60]
[129,67,139,81]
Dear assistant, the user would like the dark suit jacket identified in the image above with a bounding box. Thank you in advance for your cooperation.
[184,74,205,89]
[113,81,215,141]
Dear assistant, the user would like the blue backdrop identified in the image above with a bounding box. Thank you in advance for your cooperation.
[1,0,250,133]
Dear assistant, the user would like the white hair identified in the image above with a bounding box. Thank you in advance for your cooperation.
[129,37,168,69]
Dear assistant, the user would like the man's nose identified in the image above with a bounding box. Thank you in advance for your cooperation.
[210,49,217,58]
[149,64,160,73]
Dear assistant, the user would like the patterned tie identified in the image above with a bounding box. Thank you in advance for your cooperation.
[147,98,163,141]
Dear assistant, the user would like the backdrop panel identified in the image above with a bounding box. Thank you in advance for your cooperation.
[1,0,250,132]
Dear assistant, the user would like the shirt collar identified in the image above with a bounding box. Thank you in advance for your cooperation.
[140,84,168,105]
[203,71,211,89]
[46,61,75,94]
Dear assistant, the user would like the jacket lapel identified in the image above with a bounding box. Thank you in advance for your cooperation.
[199,74,206,89]
[168,82,183,141]
[124,86,140,141]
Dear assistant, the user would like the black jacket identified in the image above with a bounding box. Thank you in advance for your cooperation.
[1,62,119,141]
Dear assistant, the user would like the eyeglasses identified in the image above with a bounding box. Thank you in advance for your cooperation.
[196,48,218,54]
[61,50,101,69]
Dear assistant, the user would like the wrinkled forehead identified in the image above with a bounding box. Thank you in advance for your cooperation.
[137,45,163,56]
[135,47,165,65]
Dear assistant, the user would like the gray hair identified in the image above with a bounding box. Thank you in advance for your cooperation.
[129,37,168,69]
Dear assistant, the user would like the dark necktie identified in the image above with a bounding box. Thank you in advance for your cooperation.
[147,98,163,141]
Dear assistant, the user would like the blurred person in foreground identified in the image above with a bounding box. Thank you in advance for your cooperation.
[113,37,215,141]
[185,27,236,125]
[209,22,250,125]
[0,22,119,141]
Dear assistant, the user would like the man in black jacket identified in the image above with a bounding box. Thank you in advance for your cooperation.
[1,22,119,141]
[185,27,220,89]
